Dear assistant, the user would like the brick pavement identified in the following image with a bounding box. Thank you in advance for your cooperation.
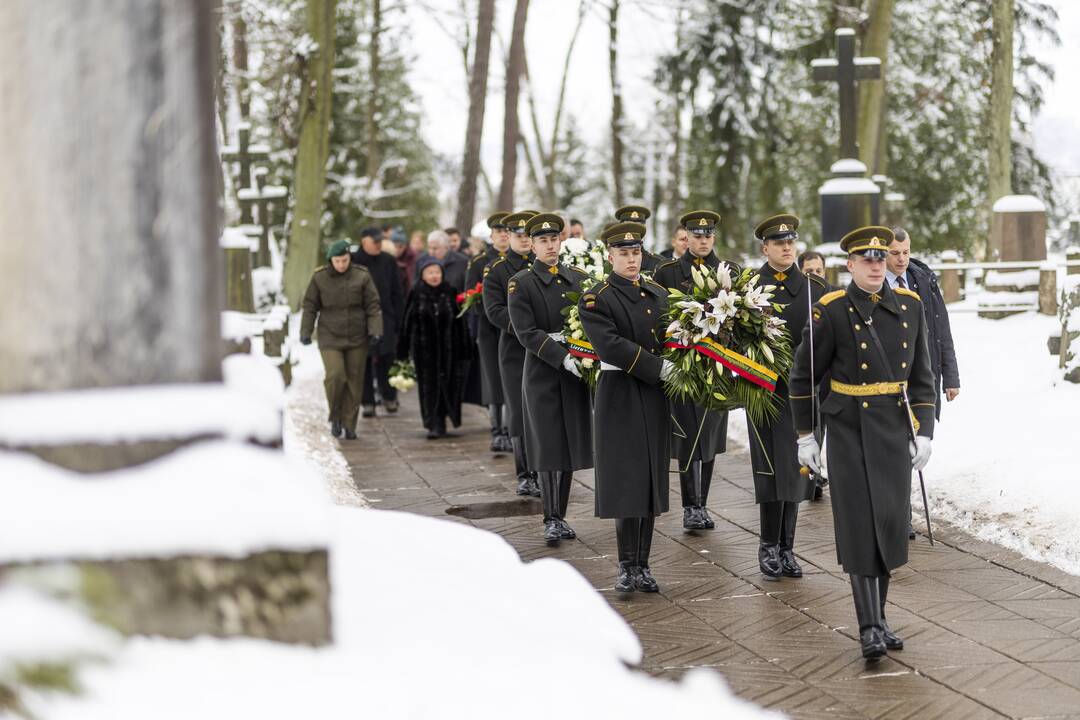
[342,398,1080,719]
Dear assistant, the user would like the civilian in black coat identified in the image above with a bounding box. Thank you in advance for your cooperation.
[353,228,405,416]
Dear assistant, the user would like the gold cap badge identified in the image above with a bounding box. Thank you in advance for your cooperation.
[630,211,639,219]
[698,218,708,226]
[541,221,551,229]
[778,223,788,232]
[624,232,634,240]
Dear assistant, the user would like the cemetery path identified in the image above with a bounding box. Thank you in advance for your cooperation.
[341,395,1080,719]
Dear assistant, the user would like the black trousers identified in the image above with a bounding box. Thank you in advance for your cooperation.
[362,351,397,405]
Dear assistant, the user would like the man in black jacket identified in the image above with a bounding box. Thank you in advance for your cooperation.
[352,227,405,417]
[886,228,960,418]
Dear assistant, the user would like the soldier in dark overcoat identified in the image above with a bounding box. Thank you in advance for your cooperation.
[483,210,539,496]
[578,222,673,594]
[652,210,739,531]
[747,214,829,580]
[789,226,936,660]
[507,213,594,543]
[613,204,664,274]
[466,211,512,452]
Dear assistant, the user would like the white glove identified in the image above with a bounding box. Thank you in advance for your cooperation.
[562,354,582,378]
[909,436,932,471]
[660,359,676,382]
[797,434,821,474]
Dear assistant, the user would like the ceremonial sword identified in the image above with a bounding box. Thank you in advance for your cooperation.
[899,383,935,546]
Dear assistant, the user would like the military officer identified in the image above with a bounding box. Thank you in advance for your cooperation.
[507,213,594,543]
[748,214,829,579]
[466,211,513,453]
[789,226,935,660]
[613,205,664,274]
[578,222,674,593]
[483,210,540,497]
[653,210,740,531]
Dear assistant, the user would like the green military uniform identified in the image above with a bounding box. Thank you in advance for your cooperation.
[300,241,384,436]
[507,213,594,542]
[652,210,740,530]
[789,226,936,659]
[578,222,671,593]
[483,211,539,495]
[747,214,829,579]
[466,212,511,451]
[613,204,663,274]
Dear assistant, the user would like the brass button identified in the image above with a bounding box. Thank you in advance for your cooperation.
[897,400,902,407]
[848,307,853,313]
[855,323,862,330]
[901,361,907,368]
[901,304,907,310]
[556,279,562,284]
[903,321,909,328]
[861,362,868,370]
[902,341,908,348]
[640,292,646,297]
[862,401,869,408]
[646,309,652,314]
[860,342,868,349]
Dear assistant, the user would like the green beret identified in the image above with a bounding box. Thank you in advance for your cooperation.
[679,210,721,235]
[602,221,647,247]
[526,212,564,237]
[840,226,893,258]
[326,239,351,261]
[614,205,651,222]
[754,213,800,242]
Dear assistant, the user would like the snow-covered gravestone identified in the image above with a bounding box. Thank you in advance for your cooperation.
[811,29,883,244]
[979,195,1047,318]
[0,2,330,647]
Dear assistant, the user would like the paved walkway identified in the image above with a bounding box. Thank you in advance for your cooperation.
[342,397,1080,719]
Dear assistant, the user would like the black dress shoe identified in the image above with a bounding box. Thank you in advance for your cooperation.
[683,507,707,531]
[361,405,376,418]
[344,428,357,440]
[384,400,399,413]
[635,566,659,593]
[614,564,636,593]
[526,475,541,497]
[908,524,916,540]
[813,483,824,501]
[779,549,803,577]
[699,507,715,530]
[496,434,513,452]
[880,619,903,650]
[516,477,531,496]
[543,520,562,544]
[556,519,577,540]
[759,543,783,579]
[426,429,441,440]
[860,626,888,660]
[330,421,342,437]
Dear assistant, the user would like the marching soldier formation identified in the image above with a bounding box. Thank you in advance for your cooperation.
[310,204,939,662]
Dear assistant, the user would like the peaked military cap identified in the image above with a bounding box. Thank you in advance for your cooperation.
[679,210,721,236]
[520,209,541,216]
[755,213,800,242]
[526,212,564,237]
[602,221,647,248]
[840,225,893,259]
[504,210,538,235]
[486,211,510,229]
[614,204,651,222]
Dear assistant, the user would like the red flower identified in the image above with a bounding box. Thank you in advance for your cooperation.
[456,293,466,303]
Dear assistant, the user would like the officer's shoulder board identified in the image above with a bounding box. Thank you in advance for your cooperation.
[468,253,486,268]
[568,266,589,277]
[485,256,507,276]
[314,265,327,274]
[656,258,678,274]
[645,279,667,294]
[819,289,846,306]
[894,286,922,301]
[807,273,828,289]
[507,278,518,294]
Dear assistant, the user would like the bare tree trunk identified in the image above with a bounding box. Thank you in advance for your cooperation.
[455,0,496,231]
[0,0,221,392]
[609,0,624,207]
[365,0,382,181]
[497,0,530,210]
[856,0,894,174]
[543,0,588,206]
[283,0,337,310]
[987,0,1014,203]
[232,7,250,119]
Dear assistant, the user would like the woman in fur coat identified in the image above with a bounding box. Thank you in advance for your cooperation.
[397,256,474,438]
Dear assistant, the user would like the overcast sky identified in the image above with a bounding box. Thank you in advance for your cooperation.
[406,0,1080,182]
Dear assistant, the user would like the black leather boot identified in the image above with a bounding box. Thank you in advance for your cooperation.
[488,406,504,452]
[851,575,887,660]
[779,502,802,578]
[614,519,638,593]
[512,437,531,495]
[878,575,903,650]
[680,464,706,530]
[539,472,562,544]
[496,408,513,452]
[555,471,576,539]
[634,517,659,592]
[758,501,783,579]
[330,420,342,438]
[699,459,715,529]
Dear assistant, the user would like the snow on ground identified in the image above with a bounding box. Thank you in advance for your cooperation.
[282,335,366,507]
[10,505,778,720]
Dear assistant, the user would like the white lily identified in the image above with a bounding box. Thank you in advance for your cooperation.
[716,263,732,290]
[676,299,706,326]
[690,265,705,289]
[709,289,739,320]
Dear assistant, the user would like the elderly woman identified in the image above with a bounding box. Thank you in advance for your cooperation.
[422,229,469,292]
[397,256,474,439]
[300,239,383,439]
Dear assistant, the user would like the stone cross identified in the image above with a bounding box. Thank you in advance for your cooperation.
[220,121,269,224]
[811,28,882,160]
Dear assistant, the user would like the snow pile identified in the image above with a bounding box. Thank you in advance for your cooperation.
[0,587,120,666]
[9,506,777,719]
[992,194,1047,213]
[223,352,285,412]
[984,268,1041,290]
[0,442,330,563]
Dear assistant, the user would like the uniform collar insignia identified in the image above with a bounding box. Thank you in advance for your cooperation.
[774,271,787,281]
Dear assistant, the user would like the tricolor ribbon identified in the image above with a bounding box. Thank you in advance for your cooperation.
[565,336,599,360]
[664,335,778,392]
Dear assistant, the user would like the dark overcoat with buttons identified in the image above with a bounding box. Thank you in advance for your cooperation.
[482,251,533,437]
[578,273,671,519]
[467,246,507,405]
[747,263,828,503]
[507,261,594,471]
[653,251,741,466]
[789,282,937,577]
